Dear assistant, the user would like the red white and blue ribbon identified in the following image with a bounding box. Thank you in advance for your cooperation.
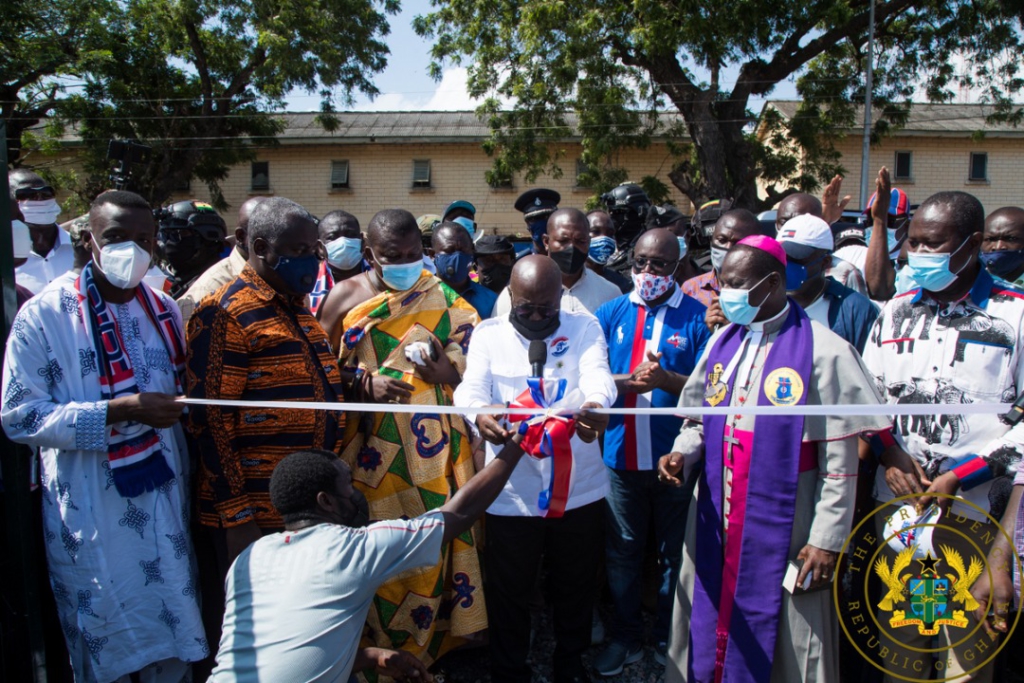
[506,377,580,518]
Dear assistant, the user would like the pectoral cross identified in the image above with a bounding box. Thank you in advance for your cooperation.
[723,432,742,465]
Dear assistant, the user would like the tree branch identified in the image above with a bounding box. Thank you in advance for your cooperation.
[183,19,215,116]
[223,47,268,103]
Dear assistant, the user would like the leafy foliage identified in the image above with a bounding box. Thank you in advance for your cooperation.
[417,0,1024,210]
[11,0,397,208]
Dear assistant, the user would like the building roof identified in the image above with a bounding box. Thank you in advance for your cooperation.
[277,111,687,145]
[765,100,1024,137]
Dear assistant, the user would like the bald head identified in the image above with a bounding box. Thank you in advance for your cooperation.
[234,196,266,257]
[776,193,823,230]
[634,228,680,261]
[510,255,563,304]
[547,208,589,235]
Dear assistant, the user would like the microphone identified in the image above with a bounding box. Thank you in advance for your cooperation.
[529,340,547,378]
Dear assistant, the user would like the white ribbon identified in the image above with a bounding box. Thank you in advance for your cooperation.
[179,397,1012,418]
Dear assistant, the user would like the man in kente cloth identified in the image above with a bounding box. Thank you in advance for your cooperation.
[318,208,483,673]
[657,235,890,683]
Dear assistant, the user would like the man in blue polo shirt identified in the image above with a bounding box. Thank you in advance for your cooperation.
[594,228,711,674]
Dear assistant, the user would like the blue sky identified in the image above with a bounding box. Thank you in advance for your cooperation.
[284,0,802,113]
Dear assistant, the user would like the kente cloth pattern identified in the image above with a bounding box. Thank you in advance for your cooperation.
[338,273,484,670]
[76,263,183,497]
[186,264,344,530]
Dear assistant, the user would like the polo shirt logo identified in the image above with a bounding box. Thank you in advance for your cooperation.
[666,332,688,350]
[550,336,570,357]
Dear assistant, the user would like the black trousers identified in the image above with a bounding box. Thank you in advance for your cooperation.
[484,500,604,683]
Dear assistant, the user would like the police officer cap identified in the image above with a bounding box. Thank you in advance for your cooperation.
[514,188,561,221]
[156,200,226,242]
[475,234,516,255]
[832,221,867,248]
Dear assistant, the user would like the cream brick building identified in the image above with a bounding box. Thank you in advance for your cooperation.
[160,111,693,235]
[764,101,1024,211]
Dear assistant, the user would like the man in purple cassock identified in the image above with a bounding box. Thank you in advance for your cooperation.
[658,236,889,683]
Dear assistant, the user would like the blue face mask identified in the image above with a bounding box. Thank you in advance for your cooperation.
[272,253,321,295]
[865,227,901,257]
[710,245,728,273]
[784,255,827,291]
[326,236,363,271]
[372,250,423,291]
[529,219,548,244]
[434,251,473,284]
[980,249,1024,281]
[588,236,616,265]
[718,274,773,326]
[905,237,971,293]
[677,236,689,260]
[452,216,476,239]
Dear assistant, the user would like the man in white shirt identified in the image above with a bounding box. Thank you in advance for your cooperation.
[9,169,75,295]
[454,255,616,683]
[494,209,621,317]
[863,190,1024,681]
[212,436,528,683]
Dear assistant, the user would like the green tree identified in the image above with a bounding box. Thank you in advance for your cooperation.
[0,0,109,166]
[54,0,397,208]
[416,0,1023,210]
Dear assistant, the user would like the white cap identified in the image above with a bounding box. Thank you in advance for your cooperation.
[11,220,31,259]
[777,214,834,259]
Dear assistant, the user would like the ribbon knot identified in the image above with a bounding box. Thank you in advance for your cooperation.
[506,377,582,518]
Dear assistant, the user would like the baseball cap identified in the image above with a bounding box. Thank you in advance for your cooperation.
[865,188,910,216]
[777,214,834,260]
[442,200,476,220]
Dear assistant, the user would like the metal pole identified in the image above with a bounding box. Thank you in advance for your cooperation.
[0,121,48,681]
[859,0,876,210]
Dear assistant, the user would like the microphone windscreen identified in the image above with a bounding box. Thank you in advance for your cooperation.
[528,339,547,366]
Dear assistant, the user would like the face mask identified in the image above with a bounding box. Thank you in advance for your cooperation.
[549,246,587,275]
[718,274,773,326]
[434,251,473,284]
[96,241,152,290]
[373,251,423,291]
[677,236,689,260]
[326,236,363,271]
[865,227,901,257]
[509,309,561,341]
[272,254,321,295]
[980,249,1024,281]
[784,255,827,292]
[452,216,476,239]
[18,199,61,226]
[529,219,548,244]
[905,238,971,293]
[480,264,513,292]
[710,245,728,273]
[588,236,616,265]
[632,270,676,302]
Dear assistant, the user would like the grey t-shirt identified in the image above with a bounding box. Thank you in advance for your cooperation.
[211,511,446,683]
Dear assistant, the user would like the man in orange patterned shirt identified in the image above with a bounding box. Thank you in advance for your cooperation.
[186,197,345,568]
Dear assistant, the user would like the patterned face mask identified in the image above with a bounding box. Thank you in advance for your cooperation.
[632,270,676,302]
[588,236,616,265]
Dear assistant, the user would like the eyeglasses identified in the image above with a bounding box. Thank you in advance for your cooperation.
[632,256,678,273]
[512,303,559,319]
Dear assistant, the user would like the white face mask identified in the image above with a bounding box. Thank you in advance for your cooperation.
[97,241,152,290]
[18,199,61,226]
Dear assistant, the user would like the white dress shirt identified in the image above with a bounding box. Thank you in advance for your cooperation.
[453,311,617,516]
[493,267,622,318]
[15,226,74,295]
